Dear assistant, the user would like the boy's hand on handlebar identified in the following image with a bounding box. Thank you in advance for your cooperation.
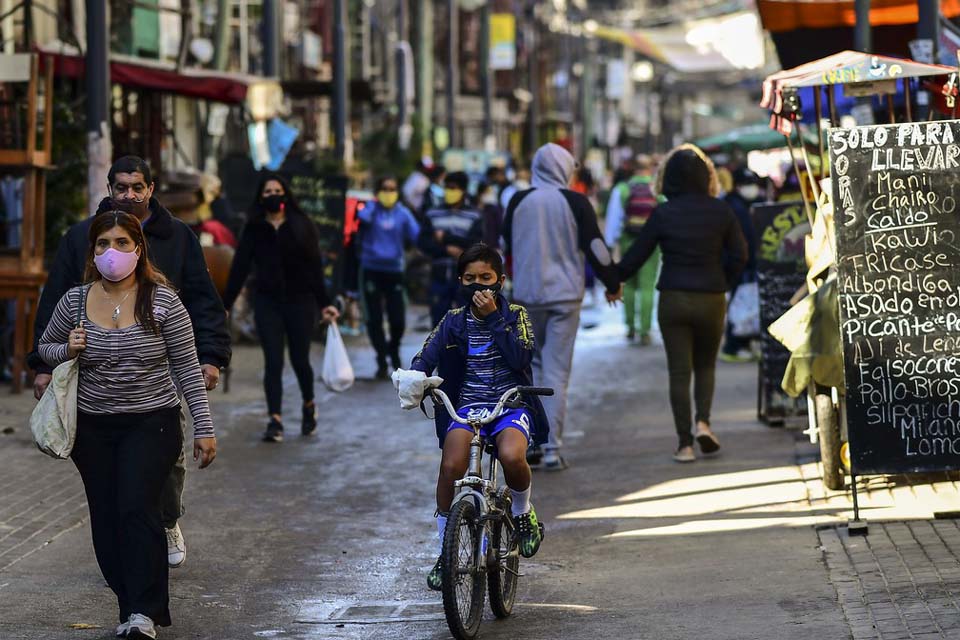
[472,290,498,317]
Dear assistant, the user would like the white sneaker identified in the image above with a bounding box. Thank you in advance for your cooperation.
[126,614,157,639]
[116,621,129,637]
[165,523,186,568]
[542,449,568,471]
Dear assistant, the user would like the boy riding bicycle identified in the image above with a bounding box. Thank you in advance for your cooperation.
[403,243,549,591]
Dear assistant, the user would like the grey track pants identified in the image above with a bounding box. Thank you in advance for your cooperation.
[526,301,582,452]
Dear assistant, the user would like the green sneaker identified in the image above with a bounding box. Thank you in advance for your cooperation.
[427,556,442,591]
[514,506,544,558]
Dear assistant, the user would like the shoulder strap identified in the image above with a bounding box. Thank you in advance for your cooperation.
[76,285,87,326]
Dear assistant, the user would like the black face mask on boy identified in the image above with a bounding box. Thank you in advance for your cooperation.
[460,281,502,302]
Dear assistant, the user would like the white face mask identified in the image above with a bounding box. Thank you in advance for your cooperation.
[738,184,760,201]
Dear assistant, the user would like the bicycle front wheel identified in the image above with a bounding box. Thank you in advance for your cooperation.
[487,512,519,618]
[442,499,486,639]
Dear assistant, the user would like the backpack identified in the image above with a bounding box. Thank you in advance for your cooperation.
[624,180,657,234]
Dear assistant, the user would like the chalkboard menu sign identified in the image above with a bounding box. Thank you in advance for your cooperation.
[830,120,960,474]
[752,202,810,422]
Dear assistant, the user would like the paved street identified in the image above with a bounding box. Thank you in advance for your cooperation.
[1,306,960,639]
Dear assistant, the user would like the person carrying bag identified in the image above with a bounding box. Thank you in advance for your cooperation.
[38,211,216,639]
[30,286,87,458]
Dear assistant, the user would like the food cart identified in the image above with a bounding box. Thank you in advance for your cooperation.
[761,51,958,513]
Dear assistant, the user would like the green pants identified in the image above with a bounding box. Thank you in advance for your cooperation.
[622,233,660,336]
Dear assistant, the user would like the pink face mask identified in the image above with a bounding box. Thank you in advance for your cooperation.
[94,247,139,282]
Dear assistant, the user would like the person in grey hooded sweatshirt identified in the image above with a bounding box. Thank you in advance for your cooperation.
[503,143,621,470]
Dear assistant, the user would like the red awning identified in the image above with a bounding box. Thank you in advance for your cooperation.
[38,48,274,104]
[758,0,960,33]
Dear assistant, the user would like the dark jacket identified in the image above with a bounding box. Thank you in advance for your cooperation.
[222,218,331,310]
[28,197,232,375]
[417,206,484,283]
[619,194,748,293]
[411,297,549,448]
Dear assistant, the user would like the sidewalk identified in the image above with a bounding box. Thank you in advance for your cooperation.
[0,393,87,575]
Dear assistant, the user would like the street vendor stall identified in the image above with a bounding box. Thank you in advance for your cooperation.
[762,50,960,528]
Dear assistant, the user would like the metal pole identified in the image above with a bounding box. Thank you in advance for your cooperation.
[526,12,538,156]
[417,0,435,155]
[175,0,192,71]
[446,0,458,148]
[21,0,31,49]
[397,0,407,128]
[827,86,838,126]
[262,0,280,76]
[212,0,230,71]
[85,0,111,208]
[918,0,940,53]
[904,79,914,121]
[814,85,825,168]
[854,0,871,52]
[239,0,249,73]
[917,0,939,120]
[480,2,492,145]
[333,0,348,165]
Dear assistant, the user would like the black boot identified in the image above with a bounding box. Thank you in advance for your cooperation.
[375,355,389,380]
[301,403,317,436]
[262,418,283,443]
[389,348,402,372]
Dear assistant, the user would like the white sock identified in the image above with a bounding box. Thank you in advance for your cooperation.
[511,485,531,516]
[436,513,448,556]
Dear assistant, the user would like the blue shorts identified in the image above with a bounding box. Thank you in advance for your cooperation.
[447,405,532,443]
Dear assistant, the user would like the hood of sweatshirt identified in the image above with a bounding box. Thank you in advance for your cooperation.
[531,143,576,189]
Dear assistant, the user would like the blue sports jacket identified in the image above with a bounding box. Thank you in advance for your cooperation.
[411,296,550,448]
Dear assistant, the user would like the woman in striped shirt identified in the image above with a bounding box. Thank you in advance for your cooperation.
[39,211,216,640]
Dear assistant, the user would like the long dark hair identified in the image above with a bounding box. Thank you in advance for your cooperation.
[656,143,719,199]
[84,211,172,335]
[248,172,320,259]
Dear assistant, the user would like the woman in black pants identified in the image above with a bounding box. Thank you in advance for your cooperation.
[617,145,747,463]
[39,212,217,638]
[223,174,339,442]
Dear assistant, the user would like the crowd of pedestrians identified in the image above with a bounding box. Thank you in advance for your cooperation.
[22,137,771,636]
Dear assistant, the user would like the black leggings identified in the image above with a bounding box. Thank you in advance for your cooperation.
[254,294,315,416]
[658,290,726,448]
[361,268,406,365]
[71,408,182,627]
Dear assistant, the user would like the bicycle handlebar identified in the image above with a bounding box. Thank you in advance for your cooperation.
[429,385,554,426]
[515,386,554,397]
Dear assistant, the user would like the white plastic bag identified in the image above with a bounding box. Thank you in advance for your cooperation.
[728,281,760,337]
[391,368,444,410]
[321,322,355,392]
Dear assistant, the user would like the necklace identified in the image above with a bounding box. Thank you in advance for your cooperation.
[99,281,135,324]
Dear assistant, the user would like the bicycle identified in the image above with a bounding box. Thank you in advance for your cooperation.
[429,385,554,640]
